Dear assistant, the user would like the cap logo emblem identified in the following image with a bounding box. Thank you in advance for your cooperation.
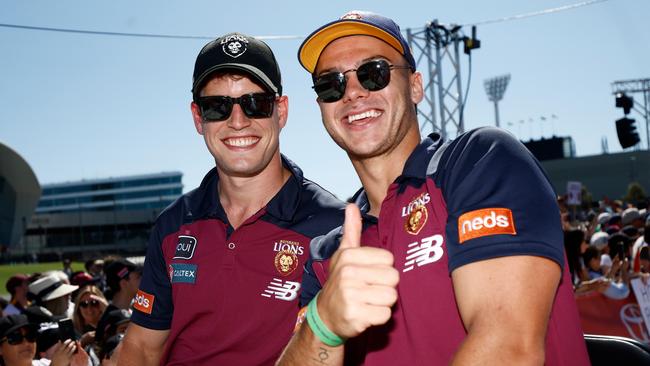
[221,34,249,58]
[341,12,363,20]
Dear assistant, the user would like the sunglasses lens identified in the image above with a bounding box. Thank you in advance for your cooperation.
[198,94,275,121]
[25,329,37,343]
[241,94,275,118]
[80,299,100,308]
[6,328,36,345]
[199,96,233,122]
[313,73,346,103]
[6,332,22,345]
[357,60,391,91]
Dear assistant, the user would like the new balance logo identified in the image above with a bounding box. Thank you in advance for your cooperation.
[261,278,301,301]
[403,235,444,272]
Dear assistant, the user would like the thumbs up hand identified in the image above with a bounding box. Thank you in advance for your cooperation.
[316,204,400,339]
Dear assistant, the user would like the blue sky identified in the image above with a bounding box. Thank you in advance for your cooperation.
[1,0,648,200]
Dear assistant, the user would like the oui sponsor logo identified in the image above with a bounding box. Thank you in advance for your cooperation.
[173,235,197,260]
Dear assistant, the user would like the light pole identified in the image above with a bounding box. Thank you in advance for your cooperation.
[484,74,511,128]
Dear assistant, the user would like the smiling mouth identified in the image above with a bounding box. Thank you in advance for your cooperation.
[223,136,260,147]
[346,110,382,124]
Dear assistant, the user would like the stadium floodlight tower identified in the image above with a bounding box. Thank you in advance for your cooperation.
[484,74,511,128]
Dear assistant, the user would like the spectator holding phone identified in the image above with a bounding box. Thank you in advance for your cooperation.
[0,314,38,366]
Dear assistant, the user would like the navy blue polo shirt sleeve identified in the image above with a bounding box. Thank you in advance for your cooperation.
[300,228,343,307]
[130,225,173,330]
[299,257,321,307]
[435,127,564,273]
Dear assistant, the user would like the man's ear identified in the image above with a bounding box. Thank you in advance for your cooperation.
[191,101,204,135]
[276,95,289,130]
[410,71,424,105]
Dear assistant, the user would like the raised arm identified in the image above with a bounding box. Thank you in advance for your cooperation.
[277,204,399,365]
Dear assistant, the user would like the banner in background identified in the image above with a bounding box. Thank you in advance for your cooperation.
[576,290,650,344]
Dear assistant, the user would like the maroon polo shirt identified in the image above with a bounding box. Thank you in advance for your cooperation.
[131,156,345,365]
[302,128,590,365]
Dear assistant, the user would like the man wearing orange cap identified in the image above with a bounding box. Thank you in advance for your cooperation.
[278,10,590,365]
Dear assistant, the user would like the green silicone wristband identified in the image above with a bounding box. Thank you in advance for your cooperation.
[306,293,346,347]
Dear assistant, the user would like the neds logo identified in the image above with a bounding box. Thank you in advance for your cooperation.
[458,208,516,243]
[133,290,155,314]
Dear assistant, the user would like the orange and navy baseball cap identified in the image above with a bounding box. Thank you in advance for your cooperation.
[298,10,416,74]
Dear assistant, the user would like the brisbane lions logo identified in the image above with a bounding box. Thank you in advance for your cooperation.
[274,250,299,276]
[405,205,428,235]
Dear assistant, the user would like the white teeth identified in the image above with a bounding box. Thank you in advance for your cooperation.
[224,137,259,147]
[347,110,381,124]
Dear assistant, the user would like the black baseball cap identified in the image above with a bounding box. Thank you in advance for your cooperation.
[105,258,141,292]
[0,314,35,339]
[192,32,282,100]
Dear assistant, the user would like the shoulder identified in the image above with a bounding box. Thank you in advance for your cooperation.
[432,127,540,186]
[309,226,343,261]
[293,177,346,231]
[441,127,529,167]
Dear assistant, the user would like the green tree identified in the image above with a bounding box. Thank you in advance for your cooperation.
[623,182,647,204]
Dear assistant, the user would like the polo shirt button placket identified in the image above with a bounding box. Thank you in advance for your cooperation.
[223,242,236,269]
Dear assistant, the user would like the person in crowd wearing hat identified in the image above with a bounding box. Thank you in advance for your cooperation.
[588,231,613,273]
[95,309,130,347]
[0,314,38,366]
[103,259,141,311]
[278,10,589,365]
[4,276,30,316]
[622,206,644,230]
[119,31,345,365]
[26,309,89,366]
[27,275,78,319]
[98,334,123,366]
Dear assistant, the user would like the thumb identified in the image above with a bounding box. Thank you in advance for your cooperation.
[339,204,362,249]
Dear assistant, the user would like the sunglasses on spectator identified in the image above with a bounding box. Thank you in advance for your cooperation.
[0,327,37,345]
[79,299,100,308]
[312,59,412,103]
[196,93,276,122]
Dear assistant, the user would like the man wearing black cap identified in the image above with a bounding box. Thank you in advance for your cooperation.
[120,32,344,365]
[104,258,142,310]
[278,10,589,365]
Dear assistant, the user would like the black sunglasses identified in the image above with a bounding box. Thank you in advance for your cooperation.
[196,93,276,122]
[79,299,100,308]
[312,59,412,103]
[1,327,37,345]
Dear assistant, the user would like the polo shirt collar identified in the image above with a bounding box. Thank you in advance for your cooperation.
[351,133,444,218]
[188,154,303,222]
[401,133,444,179]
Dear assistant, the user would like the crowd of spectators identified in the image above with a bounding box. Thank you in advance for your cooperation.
[561,197,650,299]
[0,256,141,366]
